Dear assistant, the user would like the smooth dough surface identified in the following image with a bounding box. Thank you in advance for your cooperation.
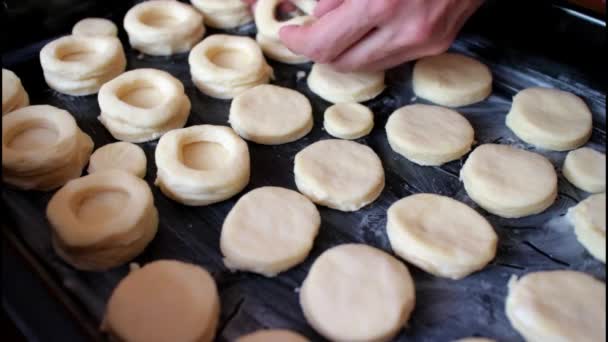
[308,63,385,104]
[190,0,252,29]
[568,193,606,263]
[72,18,118,37]
[88,142,147,178]
[236,330,309,342]
[460,144,557,218]
[413,52,492,107]
[505,270,606,342]
[300,244,415,342]
[506,87,592,151]
[323,103,374,140]
[2,69,29,115]
[563,147,606,193]
[386,104,475,166]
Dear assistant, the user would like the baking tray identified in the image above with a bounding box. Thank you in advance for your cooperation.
[2,1,606,341]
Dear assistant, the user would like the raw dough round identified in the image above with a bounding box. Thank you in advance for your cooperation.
[300,244,415,342]
[308,63,385,103]
[221,187,320,277]
[323,102,374,140]
[98,68,191,143]
[413,52,492,107]
[294,139,385,211]
[256,33,310,64]
[568,193,606,263]
[506,87,592,151]
[2,105,93,191]
[229,84,313,145]
[47,170,158,270]
[72,18,118,37]
[88,142,147,178]
[189,34,273,99]
[505,270,606,342]
[102,260,220,342]
[387,193,498,279]
[563,147,606,193]
[2,69,29,115]
[386,104,474,166]
[460,144,557,218]
[155,125,250,206]
[190,0,252,29]
[124,0,205,56]
[236,330,309,342]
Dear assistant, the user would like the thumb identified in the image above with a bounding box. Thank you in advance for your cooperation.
[279,25,309,56]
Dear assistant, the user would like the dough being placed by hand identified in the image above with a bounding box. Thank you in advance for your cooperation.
[190,0,252,29]
[568,193,606,263]
[308,63,385,104]
[323,102,374,140]
[563,147,606,193]
[236,330,309,342]
[256,33,310,65]
[2,69,29,115]
[72,18,118,37]
[88,142,147,178]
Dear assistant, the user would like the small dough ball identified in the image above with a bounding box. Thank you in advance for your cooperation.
[236,330,309,342]
[294,139,385,211]
[88,142,147,178]
[102,260,220,342]
[300,244,415,342]
[190,0,252,29]
[72,18,118,37]
[506,87,593,151]
[308,63,385,104]
[563,147,606,193]
[229,84,313,145]
[386,104,475,166]
[505,270,606,342]
[461,144,557,218]
[387,194,498,279]
[568,193,606,263]
[413,53,492,107]
[323,103,374,140]
[2,69,29,115]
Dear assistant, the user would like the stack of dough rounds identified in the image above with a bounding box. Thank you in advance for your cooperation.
[155,125,250,206]
[506,87,593,151]
[323,103,374,140]
[300,244,415,342]
[563,147,606,193]
[98,69,191,143]
[229,84,313,145]
[2,69,29,115]
[386,104,475,166]
[505,270,605,342]
[220,187,320,277]
[236,330,309,342]
[294,139,385,211]
[2,105,93,191]
[124,0,205,56]
[189,35,272,99]
[387,194,498,280]
[413,52,492,107]
[460,144,558,218]
[307,63,385,103]
[102,260,220,342]
[190,0,252,29]
[46,170,158,270]
[568,193,606,263]
[72,18,118,37]
[88,142,147,179]
[39,35,126,96]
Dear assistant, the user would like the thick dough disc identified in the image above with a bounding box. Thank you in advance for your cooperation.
[2,69,29,115]
[307,63,385,104]
[563,147,606,193]
[568,193,606,263]
[323,102,374,140]
[72,18,118,37]
[88,142,147,178]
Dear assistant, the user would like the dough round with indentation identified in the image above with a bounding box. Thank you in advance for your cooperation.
[563,147,606,193]
[300,244,415,342]
[294,139,385,211]
[323,103,374,140]
[72,18,118,37]
[2,69,29,115]
[308,63,385,104]
[413,52,492,107]
[236,330,309,342]
[88,142,147,178]
[387,193,498,279]
[568,193,606,263]
[461,144,557,218]
[386,104,474,166]
[505,270,606,342]
[190,0,252,29]
[102,260,220,342]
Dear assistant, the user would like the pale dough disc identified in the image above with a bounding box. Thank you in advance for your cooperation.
[563,147,606,193]
[386,104,475,166]
[72,18,118,37]
[2,69,29,115]
[190,0,252,29]
[568,193,606,263]
[229,84,313,145]
[412,52,492,107]
[387,193,498,279]
[307,63,385,104]
[294,139,385,211]
[460,144,558,218]
[323,102,374,140]
[236,330,309,342]
[506,87,592,151]
[102,260,220,342]
[505,270,606,342]
[88,142,147,178]
[300,244,415,342]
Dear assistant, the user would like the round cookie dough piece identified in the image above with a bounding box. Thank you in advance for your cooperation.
[190,0,252,29]
[568,193,606,263]
[460,144,558,218]
[563,147,606,193]
[506,87,592,151]
[229,84,313,145]
[2,69,29,115]
[307,63,385,104]
[386,104,475,166]
[505,270,606,342]
[300,244,415,342]
[387,194,498,279]
[88,142,147,178]
[294,139,385,211]
[102,260,220,342]
[72,18,118,37]
[323,103,374,140]
[236,330,309,342]
[413,52,492,107]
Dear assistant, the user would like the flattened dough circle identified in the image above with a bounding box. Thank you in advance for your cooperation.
[307,63,385,104]
[72,18,118,37]
[236,330,309,342]
[568,193,606,263]
[323,102,374,140]
[88,142,147,178]
[563,147,606,193]
[2,69,29,115]
[190,0,252,29]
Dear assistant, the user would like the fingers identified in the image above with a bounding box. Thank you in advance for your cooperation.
[313,0,344,17]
